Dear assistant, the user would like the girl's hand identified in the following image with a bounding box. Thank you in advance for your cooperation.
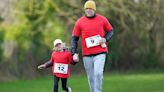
[38,64,46,69]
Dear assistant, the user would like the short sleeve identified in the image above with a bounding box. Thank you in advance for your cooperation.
[72,21,81,37]
[68,52,73,63]
[103,17,113,32]
[50,52,54,62]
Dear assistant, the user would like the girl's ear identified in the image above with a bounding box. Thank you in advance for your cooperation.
[62,43,66,47]
[53,46,56,51]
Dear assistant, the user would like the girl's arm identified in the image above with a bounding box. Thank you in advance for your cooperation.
[38,61,53,69]
[44,61,53,68]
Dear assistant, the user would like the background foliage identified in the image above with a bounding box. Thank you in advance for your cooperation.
[0,0,164,80]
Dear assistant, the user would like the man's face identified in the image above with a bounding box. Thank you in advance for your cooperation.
[85,8,95,17]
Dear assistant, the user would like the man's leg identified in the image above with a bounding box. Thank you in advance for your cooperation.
[83,56,94,92]
[54,75,60,92]
[93,54,106,92]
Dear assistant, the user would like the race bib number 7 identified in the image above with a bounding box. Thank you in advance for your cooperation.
[54,63,68,74]
[85,35,101,48]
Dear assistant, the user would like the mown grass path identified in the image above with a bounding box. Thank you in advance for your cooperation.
[0,73,164,92]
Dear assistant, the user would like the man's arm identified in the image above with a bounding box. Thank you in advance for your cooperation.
[105,29,114,42]
[71,36,79,55]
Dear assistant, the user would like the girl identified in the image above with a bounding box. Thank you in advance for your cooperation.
[38,39,79,92]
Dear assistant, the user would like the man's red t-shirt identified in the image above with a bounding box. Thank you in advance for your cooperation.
[50,51,73,78]
[72,14,113,55]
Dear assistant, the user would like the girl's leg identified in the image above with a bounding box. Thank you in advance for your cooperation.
[61,78,69,92]
[54,75,60,92]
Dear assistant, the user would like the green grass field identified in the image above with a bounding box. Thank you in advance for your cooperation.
[0,72,164,92]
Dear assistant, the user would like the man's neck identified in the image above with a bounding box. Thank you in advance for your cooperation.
[85,13,96,19]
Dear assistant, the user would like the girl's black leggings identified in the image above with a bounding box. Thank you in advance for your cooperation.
[54,75,68,92]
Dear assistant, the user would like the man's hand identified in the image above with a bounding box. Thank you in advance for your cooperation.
[73,53,79,62]
[99,38,106,45]
[38,64,46,69]
[99,38,106,48]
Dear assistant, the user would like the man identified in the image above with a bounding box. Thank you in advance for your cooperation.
[71,0,114,92]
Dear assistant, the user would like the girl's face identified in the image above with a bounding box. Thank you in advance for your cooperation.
[55,43,64,52]
[85,8,95,17]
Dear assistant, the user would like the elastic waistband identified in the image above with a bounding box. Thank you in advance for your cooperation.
[83,52,107,57]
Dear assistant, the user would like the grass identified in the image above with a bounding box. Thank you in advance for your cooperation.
[0,72,164,92]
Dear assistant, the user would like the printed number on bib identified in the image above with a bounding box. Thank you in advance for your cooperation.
[85,35,101,48]
[54,63,68,74]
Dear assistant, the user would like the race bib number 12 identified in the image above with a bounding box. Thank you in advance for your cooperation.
[54,63,68,74]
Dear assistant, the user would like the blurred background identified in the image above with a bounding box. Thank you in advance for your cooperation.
[0,0,164,92]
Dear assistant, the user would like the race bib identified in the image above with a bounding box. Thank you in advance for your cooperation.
[54,63,68,74]
[85,35,101,48]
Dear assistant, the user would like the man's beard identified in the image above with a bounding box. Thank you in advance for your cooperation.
[85,12,96,18]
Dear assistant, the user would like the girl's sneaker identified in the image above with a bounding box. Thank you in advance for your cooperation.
[68,87,72,92]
